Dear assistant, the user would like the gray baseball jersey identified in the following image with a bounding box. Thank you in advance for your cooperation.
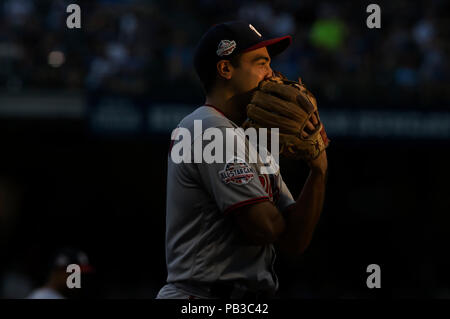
[159,105,295,298]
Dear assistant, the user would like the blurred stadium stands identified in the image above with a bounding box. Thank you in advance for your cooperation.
[0,0,449,106]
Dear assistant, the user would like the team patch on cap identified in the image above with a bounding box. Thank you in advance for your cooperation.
[219,158,255,185]
[217,40,236,56]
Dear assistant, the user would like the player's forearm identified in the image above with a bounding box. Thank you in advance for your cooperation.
[277,168,327,255]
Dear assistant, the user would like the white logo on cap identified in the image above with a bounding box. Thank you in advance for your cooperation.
[249,24,262,37]
[217,40,237,56]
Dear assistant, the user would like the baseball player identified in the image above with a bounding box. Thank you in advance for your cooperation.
[157,21,328,299]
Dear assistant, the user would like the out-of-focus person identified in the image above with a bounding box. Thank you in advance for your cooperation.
[27,247,94,299]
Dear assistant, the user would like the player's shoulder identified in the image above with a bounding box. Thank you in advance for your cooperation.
[178,105,235,133]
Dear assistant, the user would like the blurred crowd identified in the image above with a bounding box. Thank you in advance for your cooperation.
[0,0,449,107]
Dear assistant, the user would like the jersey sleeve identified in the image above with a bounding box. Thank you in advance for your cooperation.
[194,127,270,214]
[275,174,296,212]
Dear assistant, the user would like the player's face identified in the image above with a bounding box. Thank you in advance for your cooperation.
[230,47,273,94]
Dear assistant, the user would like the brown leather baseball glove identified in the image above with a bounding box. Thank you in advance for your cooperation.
[242,72,330,161]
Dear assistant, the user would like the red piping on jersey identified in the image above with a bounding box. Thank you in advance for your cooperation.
[204,104,226,117]
[224,196,270,215]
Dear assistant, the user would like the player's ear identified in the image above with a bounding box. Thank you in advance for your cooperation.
[216,60,233,80]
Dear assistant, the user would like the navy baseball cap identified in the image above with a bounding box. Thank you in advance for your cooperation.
[194,21,292,79]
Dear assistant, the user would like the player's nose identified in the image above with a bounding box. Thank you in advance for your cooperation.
[264,67,273,80]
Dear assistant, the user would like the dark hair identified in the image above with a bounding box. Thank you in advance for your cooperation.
[199,54,242,94]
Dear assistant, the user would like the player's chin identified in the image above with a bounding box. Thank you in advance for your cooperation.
[244,83,260,95]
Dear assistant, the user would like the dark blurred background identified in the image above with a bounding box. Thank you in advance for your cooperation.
[0,0,449,298]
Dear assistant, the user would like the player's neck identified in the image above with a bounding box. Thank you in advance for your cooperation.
[205,91,250,126]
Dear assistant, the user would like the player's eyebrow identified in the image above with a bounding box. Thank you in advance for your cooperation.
[252,55,271,63]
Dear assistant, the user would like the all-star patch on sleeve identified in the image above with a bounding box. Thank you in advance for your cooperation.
[194,127,270,214]
[219,158,256,185]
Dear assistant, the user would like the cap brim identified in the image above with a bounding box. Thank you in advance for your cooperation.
[242,35,292,57]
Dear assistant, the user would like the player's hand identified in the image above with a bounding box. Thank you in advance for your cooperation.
[300,113,327,173]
